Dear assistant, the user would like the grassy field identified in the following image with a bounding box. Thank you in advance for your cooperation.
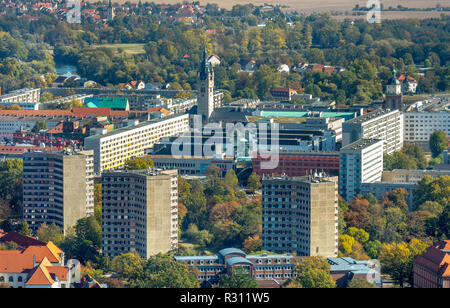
[91,43,146,55]
[98,0,449,18]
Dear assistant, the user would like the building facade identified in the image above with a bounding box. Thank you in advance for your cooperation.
[0,231,81,288]
[0,88,40,104]
[84,114,190,172]
[413,241,450,288]
[384,73,403,110]
[197,49,215,123]
[22,150,94,234]
[403,112,450,142]
[262,175,339,258]
[174,248,302,287]
[252,150,340,177]
[101,169,178,259]
[342,109,403,154]
[339,139,384,202]
[150,155,236,176]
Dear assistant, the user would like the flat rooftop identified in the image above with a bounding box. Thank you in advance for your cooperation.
[85,113,187,140]
[345,108,397,124]
[260,110,355,120]
[340,138,382,151]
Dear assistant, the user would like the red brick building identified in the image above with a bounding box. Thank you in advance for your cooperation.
[413,241,450,288]
[252,150,340,177]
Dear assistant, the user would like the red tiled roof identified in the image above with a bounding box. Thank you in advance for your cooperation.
[0,251,34,273]
[22,241,62,263]
[0,231,45,249]
[414,241,450,278]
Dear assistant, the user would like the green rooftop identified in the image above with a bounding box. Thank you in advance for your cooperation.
[84,97,130,110]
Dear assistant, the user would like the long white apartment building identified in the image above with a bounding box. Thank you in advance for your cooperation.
[339,139,384,202]
[342,109,403,154]
[0,88,40,104]
[403,112,450,142]
[84,114,190,172]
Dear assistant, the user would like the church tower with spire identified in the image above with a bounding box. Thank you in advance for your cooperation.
[107,0,115,22]
[197,49,215,123]
[385,68,403,110]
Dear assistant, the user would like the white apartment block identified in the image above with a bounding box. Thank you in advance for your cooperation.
[84,114,190,173]
[339,139,384,202]
[0,88,40,104]
[342,109,403,154]
[403,112,450,142]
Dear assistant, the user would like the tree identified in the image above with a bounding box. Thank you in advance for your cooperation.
[17,221,32,237]
[128,254,199,288]
[224,169,239,190]
[347,227,369,244]
[124,157,154,170]
[75,216,102,249]
[247,172,261,193]
[339,234,355,256]
[429,130,447,158]
[379,239,427,287]
[31,120,47,133]
[347,277,377,288]
[344,198,370,229]
[414,175,450,207]
[36,223,64,245]
[242,235,262,254]
[293,256,336,288]
[184,224,213,246]
[217,266,258,288]
[111,252,145,279]
[40,92,54,102]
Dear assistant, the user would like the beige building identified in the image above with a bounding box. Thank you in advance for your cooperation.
[101,169,178,259]
[84,114,190,173]
[22,150,94,234]
[381,169,450,183]
[262,175,338,258]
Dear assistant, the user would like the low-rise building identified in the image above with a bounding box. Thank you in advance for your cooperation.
[174,248,302,287]
[413,241,450,288]
[0,231,81,288]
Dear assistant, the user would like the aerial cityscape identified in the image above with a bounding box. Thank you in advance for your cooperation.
[0,0,448,294]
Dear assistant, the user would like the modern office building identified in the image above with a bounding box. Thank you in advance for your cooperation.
[339,139,384,202]
[150,155,236,176]
[342,109,403,154]
[101,169,178,259]
[403,112,450,142]
[261,175,339,258]
[22,150,95,234]
[84,114,189,172]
